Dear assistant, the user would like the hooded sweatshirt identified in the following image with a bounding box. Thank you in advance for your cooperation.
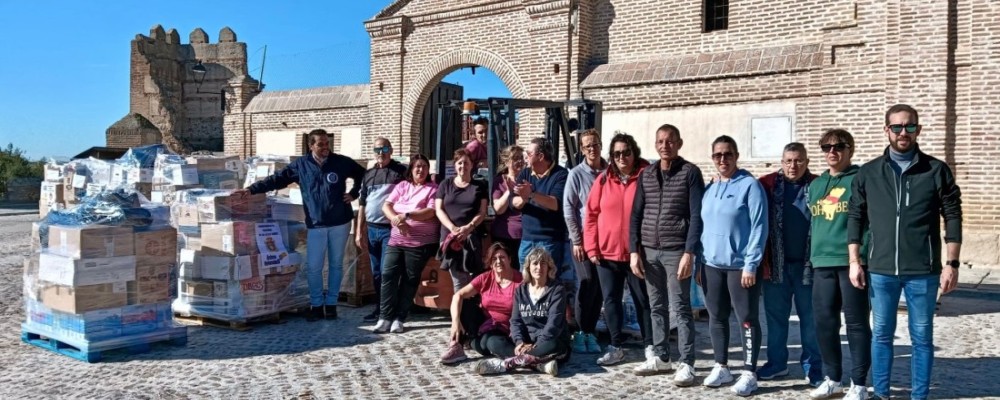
[809,165,867,267]
[583,161,648,262]
[509,282,568,345]
[699,169,768,273]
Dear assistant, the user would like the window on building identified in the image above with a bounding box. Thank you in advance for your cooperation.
[704,0,729,32]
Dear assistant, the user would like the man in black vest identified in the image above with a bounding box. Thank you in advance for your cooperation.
[628,124,705,384]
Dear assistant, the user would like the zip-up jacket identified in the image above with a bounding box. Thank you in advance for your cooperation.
[509,282,569,345]
[758,169,815,283]
[584,160,649,262]
[699,169,769,273]
[249,153,365,229]
[848,145,962,276]
[563,160,607,246]
[358,160,407,225]
[629,157,705,254]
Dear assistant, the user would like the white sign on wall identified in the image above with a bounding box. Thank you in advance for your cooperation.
[750,116,793,159]
[339,127,363,159]
[256,130,299,156]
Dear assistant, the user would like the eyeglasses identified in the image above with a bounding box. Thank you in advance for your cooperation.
[820,143,850,153]
[887,123,918,134]
[373,146,392,154]
[711,152,735,161]
[612,150,633,159]
[782,159,807,166]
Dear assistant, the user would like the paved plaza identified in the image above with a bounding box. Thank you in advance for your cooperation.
[1,209,998,399]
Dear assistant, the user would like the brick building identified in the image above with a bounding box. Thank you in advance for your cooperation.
[121,1,1000,263]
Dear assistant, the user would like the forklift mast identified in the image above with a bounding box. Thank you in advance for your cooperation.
[433,97,601,216]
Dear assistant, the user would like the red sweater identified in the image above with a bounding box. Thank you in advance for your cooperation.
[584,162,647,262]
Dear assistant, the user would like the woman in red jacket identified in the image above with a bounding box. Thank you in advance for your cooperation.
[584,133,652,367]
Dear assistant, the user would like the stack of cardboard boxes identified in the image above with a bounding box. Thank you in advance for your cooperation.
[151,154,245,205]
[39,163,65,219]
[23,223,182,343]
[171,190,309,320]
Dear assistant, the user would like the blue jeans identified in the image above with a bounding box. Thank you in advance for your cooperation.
[306,223,351,306]
[518,239,578,314]
[869,273,939,400]
[366,224,392,306]
[762,263,823,382]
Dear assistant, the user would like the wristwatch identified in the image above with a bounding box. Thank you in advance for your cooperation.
[946,259,960,269]
[403,212,410,220]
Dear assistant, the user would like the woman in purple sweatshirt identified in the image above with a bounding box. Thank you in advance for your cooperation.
[473,247,569,376]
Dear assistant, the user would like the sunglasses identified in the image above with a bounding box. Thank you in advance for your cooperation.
[711,151,735,161]
[612,150,633,159]
[582,143,601,150]
[887,123,918,134]
[373,146,392,154]
[820,143,850,153]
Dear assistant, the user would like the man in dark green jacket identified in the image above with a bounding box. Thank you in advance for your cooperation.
[846,104,962,400]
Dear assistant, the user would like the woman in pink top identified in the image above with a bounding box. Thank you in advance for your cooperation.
[439,242,522,365]
[372,154,440,334]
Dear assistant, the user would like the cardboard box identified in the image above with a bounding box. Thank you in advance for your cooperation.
[186,156,241,173]
[44,164,63,182]
[40,182,65,203]
[128,264,172,305]
[40,282,128,314]
[48,225,135,259]
[199,170,240,190]
[178,249,201,279]
[174,202,201,229]
[182,279,215,297]
[127,168,154,184]
[30,222,43,252]
[197,193,267,223]
[270,200,306,222]
[179,233,202,251]
[160,164,199,185]
[52,304,123,340]
[38,254,136,286]
[200,221,258,256]
[199,254,257,281]
[121,303,172,335]
[134,227,177,260]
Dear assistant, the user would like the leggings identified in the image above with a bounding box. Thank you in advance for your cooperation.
[597,260,652,347]
[813,266,872,385]
[702,265,762,371]
[473,331,515,358]
[574,257,603,334]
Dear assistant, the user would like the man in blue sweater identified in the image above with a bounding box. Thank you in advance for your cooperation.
[237,129,366,322]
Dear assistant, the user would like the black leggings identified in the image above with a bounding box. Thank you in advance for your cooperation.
[575,258,603,334]
[702,265,762,371]
[473,331,515,358]
[597,260,652,347]
[813,266,872,384]
[379,244,436,321]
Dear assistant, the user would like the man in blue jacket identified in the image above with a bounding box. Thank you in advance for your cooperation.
[847,104,962,400]
[237,129,366,322]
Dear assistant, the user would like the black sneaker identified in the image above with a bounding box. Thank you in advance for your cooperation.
[306,306,322,322]
[324,305,338,320]
[362,308,380,322]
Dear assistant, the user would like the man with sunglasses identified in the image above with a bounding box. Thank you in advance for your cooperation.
[848,104,963,400]
[356,138,407,322]
[756,142,823,387]
[238,129,366,322]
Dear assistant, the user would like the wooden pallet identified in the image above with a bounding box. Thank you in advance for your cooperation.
[21,324,188,363]
[173,309,303,331]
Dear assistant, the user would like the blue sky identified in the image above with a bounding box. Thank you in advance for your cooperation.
[0,1,509,160]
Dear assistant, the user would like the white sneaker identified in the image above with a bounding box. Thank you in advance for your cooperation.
[389,320,404,333]
[372,319,390,333]
[810,377,844,399]
[703,364,734,387]
[673,363,696,387]
[644,345,655,360]
[536,359,558,376]
[633,356,673,376]
[474,358,506,375]
[596,345,626,366]
[844,383,869,400]
[731,371,759,397]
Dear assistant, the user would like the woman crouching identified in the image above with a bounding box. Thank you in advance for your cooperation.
[474,247,570,376]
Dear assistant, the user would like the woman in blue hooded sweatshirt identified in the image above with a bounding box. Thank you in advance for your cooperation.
[698,135,769,397]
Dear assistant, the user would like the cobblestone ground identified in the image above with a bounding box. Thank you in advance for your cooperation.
[1,212,998,399]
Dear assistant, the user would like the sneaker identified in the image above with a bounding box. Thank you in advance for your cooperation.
[596,345,626,366]
[324,305,338,320]
[673,363,696,387]
[844,383,869,400]
[306,306,322,322]
[439,341,468,365]
[731,371,759,397]
[474,358,506,375]
[810,377,844,399]
[536,359,559,376]
[572,332,588,353]
[584,333,601,354]
[633,356,673,376]
[390,320,404,333]
[703,364,734,387]
[644,345,655,361]
[756,364,789,380]
[870,395,888,400]
[362,308,379,322]
[372,319,390,333]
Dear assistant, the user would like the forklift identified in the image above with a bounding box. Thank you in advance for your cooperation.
[416,97,601,309]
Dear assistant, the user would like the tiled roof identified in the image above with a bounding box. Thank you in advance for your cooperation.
[244,84,370,113]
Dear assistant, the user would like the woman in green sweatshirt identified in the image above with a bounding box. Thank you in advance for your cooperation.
[807,129,871,400]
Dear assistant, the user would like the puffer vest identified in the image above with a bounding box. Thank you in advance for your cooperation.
[639,159,695,251]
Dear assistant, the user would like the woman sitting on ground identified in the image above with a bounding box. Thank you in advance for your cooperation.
[474,247,569,377]
[439,242,523,365]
